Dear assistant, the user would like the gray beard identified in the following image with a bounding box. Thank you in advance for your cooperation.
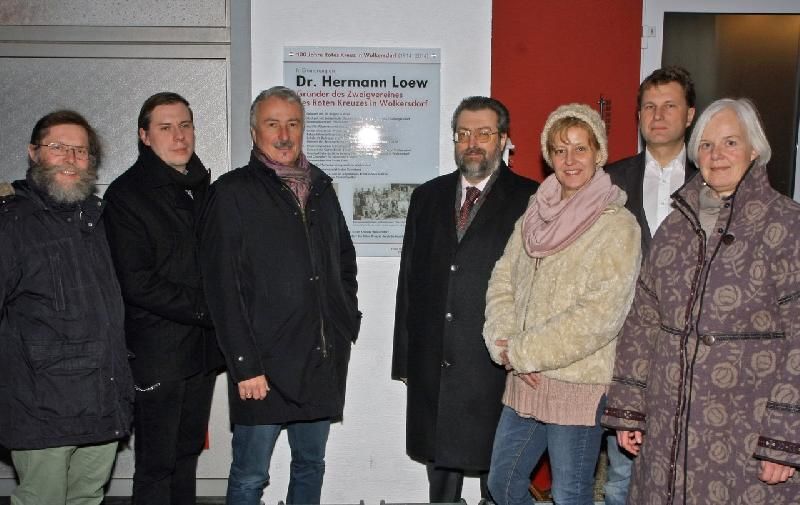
[456,146,502,180]
[30,161,97,204]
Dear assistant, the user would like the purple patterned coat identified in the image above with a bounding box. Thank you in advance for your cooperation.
[602,164,800,505]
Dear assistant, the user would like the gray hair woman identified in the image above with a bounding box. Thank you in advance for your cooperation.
[484,104,641,505]
[603,97,800,505]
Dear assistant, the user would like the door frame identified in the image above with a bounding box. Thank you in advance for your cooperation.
[640,0,800,200]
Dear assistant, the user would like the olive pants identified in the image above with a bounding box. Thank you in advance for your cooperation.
[11,441,118,505]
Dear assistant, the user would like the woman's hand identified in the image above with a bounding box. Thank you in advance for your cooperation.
[758,460,796,484]
[518,372,541,389]
[617,430,643,456]
[496,338,512,370]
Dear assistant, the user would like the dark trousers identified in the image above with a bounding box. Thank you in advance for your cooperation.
[427,463,489,503]
[132,371,217,505]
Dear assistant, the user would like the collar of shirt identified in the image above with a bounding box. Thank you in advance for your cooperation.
[459,173,492,207]
[644,145,686,177]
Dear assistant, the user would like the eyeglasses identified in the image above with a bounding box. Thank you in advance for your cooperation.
[453,129,499,144]
[34,142,91,161]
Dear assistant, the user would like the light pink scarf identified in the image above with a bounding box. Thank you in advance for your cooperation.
[522,168,619,258]
[253,147,312,209]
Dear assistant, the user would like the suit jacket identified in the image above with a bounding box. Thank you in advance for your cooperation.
[392,163,538,470]
[606,150,697,253]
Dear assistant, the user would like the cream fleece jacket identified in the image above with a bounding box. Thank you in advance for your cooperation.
[483,192,641,384]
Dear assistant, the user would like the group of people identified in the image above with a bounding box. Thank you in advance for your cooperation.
[0,87,359,505]
[0,64,798,505]
[394,66,800,505]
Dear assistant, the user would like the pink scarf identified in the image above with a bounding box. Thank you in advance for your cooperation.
[253,147,312,209]
[522,168,620,258]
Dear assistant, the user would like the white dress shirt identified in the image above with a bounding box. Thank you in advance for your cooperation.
[642,146,686,237]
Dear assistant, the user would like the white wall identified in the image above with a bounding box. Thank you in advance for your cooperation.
[249,1,492,503]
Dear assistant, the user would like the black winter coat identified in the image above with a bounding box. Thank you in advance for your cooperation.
[104,148,223,385]
[0,180,134,450]
[199,153,360,425]
[392,164,538,470]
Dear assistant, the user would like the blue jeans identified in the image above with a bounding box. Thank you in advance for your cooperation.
[603,432,632,505]
[226,419,330,505]
[488,405,604,505]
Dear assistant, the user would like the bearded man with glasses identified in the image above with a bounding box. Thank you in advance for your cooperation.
[393,96,538,503]
[0,110,134,505]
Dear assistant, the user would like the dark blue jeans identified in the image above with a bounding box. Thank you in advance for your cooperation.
[226,419,331,505]
[488,405,604,505]
[603,432,633,505]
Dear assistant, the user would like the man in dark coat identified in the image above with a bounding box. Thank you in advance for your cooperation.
[199,86,360,505]
[392,96,538,502]
[104,92,223,505]
[603,66,697,505]
[0,110,134,504]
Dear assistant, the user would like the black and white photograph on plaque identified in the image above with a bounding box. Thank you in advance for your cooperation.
[353,183,417,221]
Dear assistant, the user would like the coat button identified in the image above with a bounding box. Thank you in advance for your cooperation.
[441,360,451,368]
[444,312,453,321]
[450,264,459,272]
[722,234,735,245]
[702,334,716,346]
[237,356,244,362]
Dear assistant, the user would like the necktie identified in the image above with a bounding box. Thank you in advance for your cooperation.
[458,186,481,230]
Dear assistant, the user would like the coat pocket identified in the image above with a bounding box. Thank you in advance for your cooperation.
[28,340,101,374]
[28,341,103,419]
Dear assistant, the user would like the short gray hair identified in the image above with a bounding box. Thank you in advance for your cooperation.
[249,86,305,129]
[688,98,771,169]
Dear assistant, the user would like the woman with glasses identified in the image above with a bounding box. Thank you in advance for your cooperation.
[484,103,641,505]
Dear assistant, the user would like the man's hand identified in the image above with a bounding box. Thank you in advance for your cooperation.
[238,374,269,401]
[758,460,796,484]
[617,430,643,456]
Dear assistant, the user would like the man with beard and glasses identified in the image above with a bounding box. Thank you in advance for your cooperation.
[0,110,134,505]
[104,92,224,505]
[199,86,360,505]
[393,96,538,503]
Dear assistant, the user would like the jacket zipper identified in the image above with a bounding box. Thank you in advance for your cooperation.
[520,257,542,332]
[280,180,328,358]
[665,194,708,505]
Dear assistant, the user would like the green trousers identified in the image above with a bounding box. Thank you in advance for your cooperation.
[11,441,118,505]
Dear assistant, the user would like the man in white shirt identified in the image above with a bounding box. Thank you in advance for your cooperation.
[604,66,697,505]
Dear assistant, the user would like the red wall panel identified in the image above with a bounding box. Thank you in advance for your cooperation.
[492,0,643,181]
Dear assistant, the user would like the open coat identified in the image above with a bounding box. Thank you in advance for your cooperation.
[392,163,538,471]
[603,164,800,505]
[606,151,697,253]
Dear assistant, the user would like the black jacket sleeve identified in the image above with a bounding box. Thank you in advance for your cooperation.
[198,182,265,383]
